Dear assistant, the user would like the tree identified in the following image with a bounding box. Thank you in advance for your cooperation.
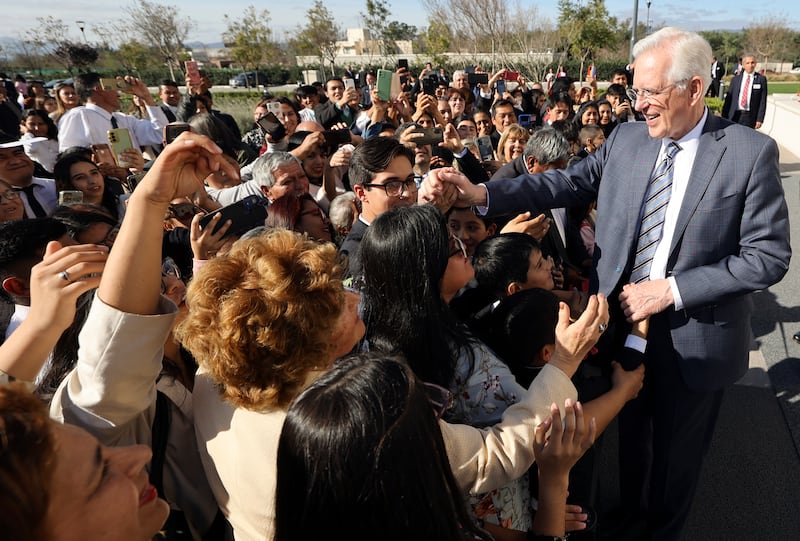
[360,0,393,57]
[116,39,156,74]
[384,22,418,43]
[420,21,452,67]
[52,42,99,73]
[557,0,619,81]
[122,0,194,80]
[222,5,277,85]
[744,16,794,71]
[700,30,743,73]
[291,0,341,79]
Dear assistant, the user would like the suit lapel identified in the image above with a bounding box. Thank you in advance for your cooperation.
[668,115,726,260]
[626,136,662,238]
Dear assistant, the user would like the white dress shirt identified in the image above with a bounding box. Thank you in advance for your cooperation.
[13,176,57,217]
[650,109,709,310]
[737,73,753,111]
[58,103,169,151]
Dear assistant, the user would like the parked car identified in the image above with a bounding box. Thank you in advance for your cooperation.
[229,71,268,88]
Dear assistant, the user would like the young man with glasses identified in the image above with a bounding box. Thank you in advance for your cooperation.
[340,137,419,280]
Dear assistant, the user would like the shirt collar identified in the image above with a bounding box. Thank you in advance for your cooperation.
[663,108,708,150]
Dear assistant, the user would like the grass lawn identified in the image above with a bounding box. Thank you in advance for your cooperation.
[768,82,800,95]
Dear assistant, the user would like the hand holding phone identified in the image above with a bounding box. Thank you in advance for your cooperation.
[107,128,135,168]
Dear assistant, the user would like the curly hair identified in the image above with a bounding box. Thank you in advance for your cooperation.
[0,384,57,541]
[175,229,346,410]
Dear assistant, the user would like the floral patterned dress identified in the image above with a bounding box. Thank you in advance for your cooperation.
[444,340,532,533]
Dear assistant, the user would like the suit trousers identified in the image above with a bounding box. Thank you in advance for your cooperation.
[617,312,725,541]
[731,110,756,129]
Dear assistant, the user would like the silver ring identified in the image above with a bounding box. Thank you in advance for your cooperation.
[59,270,71,282]
[598,322,608,333]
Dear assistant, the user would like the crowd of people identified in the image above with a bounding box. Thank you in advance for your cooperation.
[0,26,790,541]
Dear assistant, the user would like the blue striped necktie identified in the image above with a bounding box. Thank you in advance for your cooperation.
[630,142,681,283]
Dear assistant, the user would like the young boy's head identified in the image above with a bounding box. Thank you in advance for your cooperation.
[579,124,606,154]
[446,206,496,256]
[484,288,560,386]
[472,233,554,299]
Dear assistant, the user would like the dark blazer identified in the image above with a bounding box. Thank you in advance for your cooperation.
[485,114,790,391]
[722,72,768,124]
[340,218,369,279]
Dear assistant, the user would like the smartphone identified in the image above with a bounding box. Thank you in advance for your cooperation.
[58,190,84,206]
[164,122,191,144]
[376,69,394,102]
[257,112,286,141]
[412,127,444,146]
[185,61,201,85]
[518,114,532,129]
[266,101,282,118]
[323,129,352,146]
[468,73,489,86]
[422,77,436,96]
[198,195,269,238]
[496,79,506,96]
[91,143,116,167]
[107,128,135,167]
[476,135,494,161]
[505,71,520,82]
[100,78,132,92]
[343,78,356,91]
[397,58,409,70]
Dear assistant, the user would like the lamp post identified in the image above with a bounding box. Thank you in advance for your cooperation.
[76,20,87,43]
[628,0,639,65]
[646,1,652,35]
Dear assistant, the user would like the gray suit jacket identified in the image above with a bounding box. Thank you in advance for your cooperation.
[486,114,791,391]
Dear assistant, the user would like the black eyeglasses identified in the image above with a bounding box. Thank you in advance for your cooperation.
[362,178,418,197]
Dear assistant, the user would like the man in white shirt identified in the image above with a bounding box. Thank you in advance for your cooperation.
[58,72,169,151]
[0,134,56,218]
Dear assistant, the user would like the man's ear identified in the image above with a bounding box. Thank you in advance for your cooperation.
[2,276,29,298]
[353,184,368,203]
[523,156,533,173]
[688,77,705,105]
[486,223,497,237]
[506,281,523,296]
[259,184,272,201]
[540,343,554,363]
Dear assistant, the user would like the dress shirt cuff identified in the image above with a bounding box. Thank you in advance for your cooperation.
[474,183,490,216]
[479,90,492,99]
[454,147,469,159]
[624,334,647,353]
[668,276,684,311]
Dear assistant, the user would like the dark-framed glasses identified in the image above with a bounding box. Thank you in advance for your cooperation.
[362,178,418,197]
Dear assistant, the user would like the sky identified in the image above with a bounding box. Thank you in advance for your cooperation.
[2,0,798,48]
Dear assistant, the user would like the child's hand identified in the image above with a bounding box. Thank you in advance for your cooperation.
[534,398,597,478]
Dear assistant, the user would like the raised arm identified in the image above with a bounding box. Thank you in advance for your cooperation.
[0,242,106,382]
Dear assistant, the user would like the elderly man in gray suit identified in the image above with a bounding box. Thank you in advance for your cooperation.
[432,27,790,541]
